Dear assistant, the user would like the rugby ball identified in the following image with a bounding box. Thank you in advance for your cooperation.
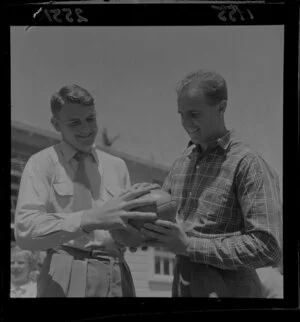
[129,189,177,230]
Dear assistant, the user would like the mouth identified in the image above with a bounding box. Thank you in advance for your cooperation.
[12,270,22,276]
[187,128,200,135]
[76,133,93,139]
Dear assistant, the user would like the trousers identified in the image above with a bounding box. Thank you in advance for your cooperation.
[37,246,135,297]
[172,255,263,298]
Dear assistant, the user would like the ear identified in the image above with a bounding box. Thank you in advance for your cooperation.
[218,100,227,114]
[51,116,61,133]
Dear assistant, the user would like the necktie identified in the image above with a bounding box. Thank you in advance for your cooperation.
[71,152,95,249]
[72,152,93,212]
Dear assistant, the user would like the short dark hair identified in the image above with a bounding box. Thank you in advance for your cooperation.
[176,69,228,106]
[51,84,95,116]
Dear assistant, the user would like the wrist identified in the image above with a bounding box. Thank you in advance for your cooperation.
[178,237,190,256]
[80,210,95,233]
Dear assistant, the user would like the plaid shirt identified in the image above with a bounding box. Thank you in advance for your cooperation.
[163,131,282,270]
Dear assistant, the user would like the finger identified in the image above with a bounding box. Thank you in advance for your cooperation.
[125,223,147,238]
[148,220,177,229]
[135,183,160,190]
[142,223,171,235]
[123,197,157,210]
[149,183,161,189]
[118,188,128,197]
[121,188,154,201]
[122,183,161,201]
[125,211,157,221]
[130,183,144,190]
[140,228,166,240]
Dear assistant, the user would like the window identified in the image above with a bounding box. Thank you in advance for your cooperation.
[11,156,27,173]
[11,155,27,223]
[154,248,176,277]
[11,195,18,223]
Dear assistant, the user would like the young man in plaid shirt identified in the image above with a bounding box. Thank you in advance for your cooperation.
[141,69,283,298]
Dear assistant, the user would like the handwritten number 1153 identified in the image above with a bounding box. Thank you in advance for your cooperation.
[43,8,88,23]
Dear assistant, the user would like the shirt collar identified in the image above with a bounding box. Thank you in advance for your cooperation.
[216,130,233,151]
[186,130,234,156]
[59,140,99,165]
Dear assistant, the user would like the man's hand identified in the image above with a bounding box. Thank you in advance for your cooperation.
[141,220,189,255]
[119,182,160,198]
[81,183,159,232]
[256,267,283,298]
[110,224,147,248]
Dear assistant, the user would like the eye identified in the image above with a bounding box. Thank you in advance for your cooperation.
[68,121,80,127]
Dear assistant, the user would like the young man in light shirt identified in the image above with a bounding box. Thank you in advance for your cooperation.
[14,84,158,297]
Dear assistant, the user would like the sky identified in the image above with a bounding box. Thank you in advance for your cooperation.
[11,26,283,184]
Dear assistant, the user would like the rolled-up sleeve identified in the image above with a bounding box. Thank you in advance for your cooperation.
[185,155,282,270]
[15,156,85,251]
[120,159,131,190]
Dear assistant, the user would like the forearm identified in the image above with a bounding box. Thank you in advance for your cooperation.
[15,208,86,250]
[15,206,117,250]
[185,231,282,270]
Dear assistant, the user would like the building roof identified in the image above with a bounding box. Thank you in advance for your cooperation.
[11,120,170,182]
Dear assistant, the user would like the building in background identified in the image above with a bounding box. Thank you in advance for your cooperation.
[11,120,174,297]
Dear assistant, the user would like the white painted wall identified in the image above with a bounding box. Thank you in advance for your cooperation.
[125,248,173,297]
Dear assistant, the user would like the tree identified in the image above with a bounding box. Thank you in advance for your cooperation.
[100,126,120,147]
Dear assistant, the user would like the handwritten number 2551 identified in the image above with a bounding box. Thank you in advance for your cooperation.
[212,5,253,22]
[43,8,88,23]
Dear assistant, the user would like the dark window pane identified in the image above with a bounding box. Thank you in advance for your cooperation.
[155,257,161,274]
[11,175,21,185]
[163,258,169,275]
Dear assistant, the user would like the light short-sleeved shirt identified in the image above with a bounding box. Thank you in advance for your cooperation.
[10,281,37,298]
[14,141,131,252]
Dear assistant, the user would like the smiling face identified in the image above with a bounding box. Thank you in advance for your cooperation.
[177,91,227,149]
[51,102,98,153]
[11,251,31,285]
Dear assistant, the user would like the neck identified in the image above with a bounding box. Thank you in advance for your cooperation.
[198,127,228,151]
[62,138,94,154]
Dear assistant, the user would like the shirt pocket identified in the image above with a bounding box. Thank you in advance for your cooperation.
[100,183,123,202]
[52,181,74,212]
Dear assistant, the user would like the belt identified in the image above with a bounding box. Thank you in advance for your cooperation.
[49,245,125,262]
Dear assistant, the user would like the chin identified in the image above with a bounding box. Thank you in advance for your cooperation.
[11,275,28,284]
[78,145,93,152]
[190,137,201,145]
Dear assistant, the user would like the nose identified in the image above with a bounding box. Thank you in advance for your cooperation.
[11,262,19,269]
[181,115,196,131]
[78,121,92,133]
